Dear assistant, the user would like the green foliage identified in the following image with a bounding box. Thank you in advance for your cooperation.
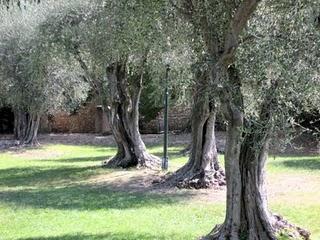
[237,0,320,127]
[36,0,194,107]
[0,0,196,119]
[0,1,90,115]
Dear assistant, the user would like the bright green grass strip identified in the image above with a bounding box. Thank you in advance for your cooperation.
[0,201,225,240]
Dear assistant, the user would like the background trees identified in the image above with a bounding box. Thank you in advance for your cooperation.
[38,0,199,169]
[0,1,89,144]
[36,0,173,168]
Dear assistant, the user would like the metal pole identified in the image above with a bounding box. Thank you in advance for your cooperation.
[162,64,170,170]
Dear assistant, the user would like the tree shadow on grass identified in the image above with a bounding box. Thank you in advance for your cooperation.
[0,158,194,211]
[0,182,194,210]
[41,156,110,163]
[0,165,106,188]
[16,232,192,240]
[150,149,184,158]
[277,158,320,171]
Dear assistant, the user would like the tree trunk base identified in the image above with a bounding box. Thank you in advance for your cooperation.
[102,153,161,170]
[273,214,310,240]
[20,139,40,147]
[160,164,226,189]
[202,214,310,240]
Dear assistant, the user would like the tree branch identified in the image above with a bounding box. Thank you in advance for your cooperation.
[221,0,261,66]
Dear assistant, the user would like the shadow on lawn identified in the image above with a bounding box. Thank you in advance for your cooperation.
[0,165,105,187]
[0,159,194,210]
[280,158,320,170]
[0,182,194,210]
[149,148,184,158]
[44,156,110,163]
[17,232,191,240]
[270,156,320,171]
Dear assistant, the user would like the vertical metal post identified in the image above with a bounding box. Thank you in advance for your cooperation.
[162,64,170,170]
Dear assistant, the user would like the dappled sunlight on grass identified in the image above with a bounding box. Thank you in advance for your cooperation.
[0,143,319,240]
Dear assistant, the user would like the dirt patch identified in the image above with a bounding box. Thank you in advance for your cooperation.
[0,139,19,150]
[86,169,225,203]
[266,173,320,205]
[86,168,320,205]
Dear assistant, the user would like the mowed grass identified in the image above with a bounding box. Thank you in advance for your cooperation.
[0,144,319,240]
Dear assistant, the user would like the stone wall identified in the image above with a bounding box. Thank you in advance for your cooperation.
[40,103,191,134]
[43,105,192,134]
[140,105,192,134]
[41,102,111,134]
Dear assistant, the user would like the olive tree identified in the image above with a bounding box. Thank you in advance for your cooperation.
[162,16,226,188]
[202,0,318,239]
[37,0,178,168]
[0,2,89,145]
[170,0,320,239]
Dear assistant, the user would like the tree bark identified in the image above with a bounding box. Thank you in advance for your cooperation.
[23,113,41,145]
[14,110,40,146]
[14,109,28,141]
[205,124,310,240]
[204,66,310,240]
[162,68,225,189]
[102,61,160,169]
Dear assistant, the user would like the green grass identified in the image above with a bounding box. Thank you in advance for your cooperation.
[0,144,319,240]
[268,154,320,173]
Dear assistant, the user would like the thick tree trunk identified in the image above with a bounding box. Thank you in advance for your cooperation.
[14,110,40,146]
[205,127,310,240]
[23,113,40,145]
[204,66,310,240]
[102,61,160,169]
[162,69,225,189]
[14,110,28,141]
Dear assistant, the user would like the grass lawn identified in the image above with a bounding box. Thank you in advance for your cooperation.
[0,144,319,240]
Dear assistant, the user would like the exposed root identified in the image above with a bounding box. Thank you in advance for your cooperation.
[273,214,310,240]
[200,224,223,240]
[202,215,310,240]
[158,164,226,189]
[102,155,136,169]
[136,153,161,170]
[102,153,161,170]
[21,140,40,147]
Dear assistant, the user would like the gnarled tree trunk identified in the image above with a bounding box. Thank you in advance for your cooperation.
[14,110,40,146]
[23,112,40,145]
[204,65,310,240]
[163,69,225,189]
[205,123,310,240]
[14,109,28,141]
[102,61,160,169]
